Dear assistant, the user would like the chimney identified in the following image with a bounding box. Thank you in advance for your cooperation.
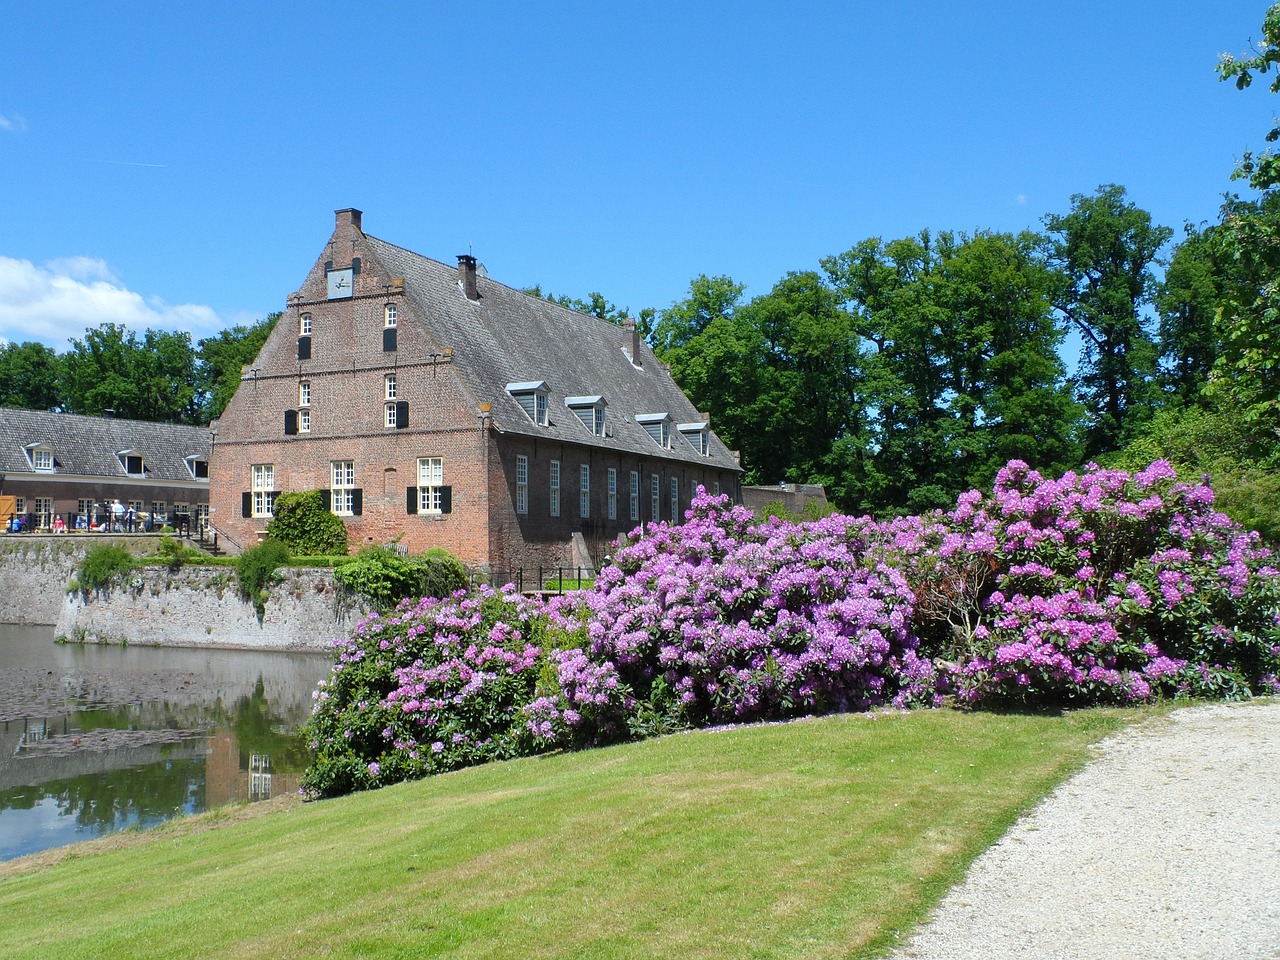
[626,317,642,367]
[335,208,363,234]
[457,254,479,301]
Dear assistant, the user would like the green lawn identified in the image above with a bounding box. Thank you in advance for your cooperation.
[0,707,1141,959]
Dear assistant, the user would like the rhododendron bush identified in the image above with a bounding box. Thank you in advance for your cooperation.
[302,460,1280,798]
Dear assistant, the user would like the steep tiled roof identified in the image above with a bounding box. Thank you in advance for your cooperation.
[0,408,211,480]
[365,237,741,472]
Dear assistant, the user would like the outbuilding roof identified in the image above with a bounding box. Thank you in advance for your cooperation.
[0,408,212,482]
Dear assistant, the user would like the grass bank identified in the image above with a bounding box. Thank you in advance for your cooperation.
[0,707,1142,959]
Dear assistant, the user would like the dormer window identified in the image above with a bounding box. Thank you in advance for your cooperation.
[384,303,398,327]
[185,455,209,480]
[118,450,145,476]
[566,396,607,437]
[678,422,710,456]
[507,381,549,427]
[25,443,55,472]
[636,413,672,449]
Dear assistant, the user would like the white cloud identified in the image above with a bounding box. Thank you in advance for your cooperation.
[0,256,223,348]
[1016,193,1029,206]
[0,114,28,133]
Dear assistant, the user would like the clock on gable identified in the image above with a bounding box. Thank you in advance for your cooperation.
[326,267,354,300]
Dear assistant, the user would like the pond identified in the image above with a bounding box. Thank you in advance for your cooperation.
[0,625,333,861]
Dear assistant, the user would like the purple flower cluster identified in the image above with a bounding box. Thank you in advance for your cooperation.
[302,459,1280,798]
[299,584,547,798]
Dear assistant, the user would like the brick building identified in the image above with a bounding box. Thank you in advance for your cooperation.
[210,208,741,572]
[0,407,211,531]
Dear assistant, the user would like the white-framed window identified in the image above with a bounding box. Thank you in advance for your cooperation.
[550,459,561,517]
[385,403,398,429]
[417,457,444,514]
[515,455,528,515]
[299,408,311,433]
[29,447,54,471]
[128,499,144,519]
[299,381,311,406]
[566,396,607,437]
[14,497,25,515]
[384,303,398,327]
[637,414,672,449]
[300,313,312,335]
[670,477,679,524]
[331,460,356,515]
[252,464,275,518]
[185,455,209,480]
[34,497,52,528]
[714,481,721,497]
[385,373,397,400]
[580,464,590,519]
[77,498,93,519]
[608,467,617,520]
[507,381,549,427]
[173,502,190,518]
[151,501,166,521]
[650,474,660,523]
[630,470,640,522]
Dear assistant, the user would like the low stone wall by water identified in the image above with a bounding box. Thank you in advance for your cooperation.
[55,566,368,650]
[0,537,367,649]
[0,536,150,626]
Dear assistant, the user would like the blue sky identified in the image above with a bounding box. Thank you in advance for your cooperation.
[0,1,1273,350]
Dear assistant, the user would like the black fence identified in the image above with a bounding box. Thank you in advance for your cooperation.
[476,566,596,595]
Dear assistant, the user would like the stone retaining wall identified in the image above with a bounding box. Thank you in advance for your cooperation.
[0,537,367,649]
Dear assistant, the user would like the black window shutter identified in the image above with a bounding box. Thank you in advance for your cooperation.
[241,492,252,518]
[383,328,397,352]
[319,489,331,511]
[395,400,408,429]
[406,486,418,514]
[284,409,298,435]
[351,489,363,516]
[297,336,311,360]
[440,486,452,515]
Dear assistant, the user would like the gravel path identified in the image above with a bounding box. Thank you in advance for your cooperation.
[892,701,1280,960]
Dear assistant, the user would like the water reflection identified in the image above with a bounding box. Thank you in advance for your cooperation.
[0,626,331,861]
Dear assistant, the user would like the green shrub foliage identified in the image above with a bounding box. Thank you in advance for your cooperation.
[334,545,470,612]
[235,539,291,621]
[76,545,137,593]
[267,491,348,556]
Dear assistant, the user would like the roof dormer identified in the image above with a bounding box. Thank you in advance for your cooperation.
[117,449,146,477]
[566,396,608,437]
[635,413,672,449]
[24,442,56,473]
[507,381,550,427]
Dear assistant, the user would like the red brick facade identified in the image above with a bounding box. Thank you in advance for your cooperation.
[211,209,740,571]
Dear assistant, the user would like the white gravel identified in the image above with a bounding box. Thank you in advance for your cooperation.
[892,701,1280,960]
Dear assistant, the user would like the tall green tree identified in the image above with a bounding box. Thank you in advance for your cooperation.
[650,275,746,357]
[61,323,200,423]
[1155,224,1224,404]
[0,341,62,411]
[196,313,279,422]
[1043,184,1172,458]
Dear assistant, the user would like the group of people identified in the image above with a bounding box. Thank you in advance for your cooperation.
[6,500,159,534]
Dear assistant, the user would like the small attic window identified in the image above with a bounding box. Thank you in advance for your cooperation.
[507,381,549,427]
[118,450,145,476]
[678,422,710,456]
[25,443,55,472]
[636,413,672,449]
[566,396,607,437]
[186,455,209,480]
[384,303,398,327]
